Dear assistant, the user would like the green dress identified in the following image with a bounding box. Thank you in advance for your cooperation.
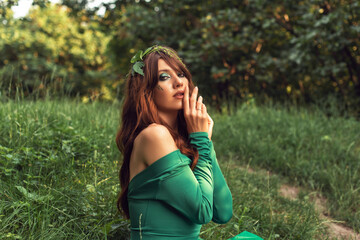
[128,132,233,240]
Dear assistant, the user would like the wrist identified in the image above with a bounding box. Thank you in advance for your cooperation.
[189,131,209,139]
[188,126,209,134]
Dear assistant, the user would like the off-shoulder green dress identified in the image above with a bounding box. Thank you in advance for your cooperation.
[128,132,233,240]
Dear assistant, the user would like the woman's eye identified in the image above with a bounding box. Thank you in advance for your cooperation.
[178,73,185,78]
[159,73,171,81]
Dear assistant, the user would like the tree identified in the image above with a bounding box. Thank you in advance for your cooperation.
[104,0,359,114]
[2,0,359,115]
[0,3,111,98]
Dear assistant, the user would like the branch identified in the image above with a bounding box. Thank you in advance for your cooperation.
[273,14,298,37]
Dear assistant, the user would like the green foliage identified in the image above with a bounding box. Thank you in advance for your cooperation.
[201,166,326,239]
[1,0,360,114]
[132,61,144,76]
[1,100,359,239]
[0,1,19,17]
[0,3,112,99]
[213,103,360,231]
[0,100,130,239]
[106,0,360,115]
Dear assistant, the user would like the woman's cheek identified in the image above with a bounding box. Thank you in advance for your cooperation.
[156,85,164,91]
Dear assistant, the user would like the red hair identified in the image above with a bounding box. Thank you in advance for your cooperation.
[115,46,199,219]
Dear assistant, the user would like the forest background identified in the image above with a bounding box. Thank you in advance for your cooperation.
[1,0,360,239]
[1,0,360,115]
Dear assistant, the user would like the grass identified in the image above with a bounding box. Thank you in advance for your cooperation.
[212,103,360,232]
[200,161,326,239]
[0,99,359,239]
[0,100,128,239]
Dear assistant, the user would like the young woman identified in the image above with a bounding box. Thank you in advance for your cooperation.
[116,45,233,239]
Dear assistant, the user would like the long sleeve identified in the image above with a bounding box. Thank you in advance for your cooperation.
[210,140,233,223]
[155,132,214,224]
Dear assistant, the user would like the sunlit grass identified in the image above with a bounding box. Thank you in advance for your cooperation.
[0,100,129,239]
[200,161,326,239]
[213,103,360,232]
[0,100,359,239]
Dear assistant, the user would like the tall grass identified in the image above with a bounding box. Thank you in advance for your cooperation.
[0,99,358,239]
[0,65,75,102]
[200,162,326,239]
[0,100,129,239]
[213,103,360,232]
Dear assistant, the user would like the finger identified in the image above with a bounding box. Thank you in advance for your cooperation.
[196,96,203,112]
[207,113,214,127]
[207,113,213,123]
[201,103,207,115]
[190,86,198,111]
[183,85,190,113]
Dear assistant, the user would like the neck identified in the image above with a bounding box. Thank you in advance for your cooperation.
[158,110,178,130]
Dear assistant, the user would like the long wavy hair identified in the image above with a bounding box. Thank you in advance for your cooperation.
[115,46,199,219]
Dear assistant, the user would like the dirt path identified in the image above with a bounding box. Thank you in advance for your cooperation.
[229,162,359,239]
[279,184,360,240]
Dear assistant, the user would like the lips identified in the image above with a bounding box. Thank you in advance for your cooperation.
[173,91,184,97]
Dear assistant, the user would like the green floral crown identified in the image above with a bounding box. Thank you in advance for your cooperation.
[130,45,185,76]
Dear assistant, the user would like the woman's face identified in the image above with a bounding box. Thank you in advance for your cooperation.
[153,59,189,113]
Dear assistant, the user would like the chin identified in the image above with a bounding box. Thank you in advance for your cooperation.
[159,103,183,112]
[159,106,182,113]
[172,103,183,111]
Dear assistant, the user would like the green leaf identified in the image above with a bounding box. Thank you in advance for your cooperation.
[133,61,145,76]
[86,184,96,193]
[130,51,143,63]
[141,46,153,58]
[15,185,54,202]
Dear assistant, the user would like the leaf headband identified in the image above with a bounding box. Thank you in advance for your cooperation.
[130,45,185,76]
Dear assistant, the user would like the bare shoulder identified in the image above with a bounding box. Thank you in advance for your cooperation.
[134,124,178,166]
[138,124,172,141]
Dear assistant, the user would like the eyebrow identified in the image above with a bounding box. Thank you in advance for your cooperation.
[158,69,174,72]
[158,69,184,75]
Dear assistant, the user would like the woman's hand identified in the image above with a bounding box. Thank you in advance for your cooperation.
[207,113,214,140]
[183,86,209,134]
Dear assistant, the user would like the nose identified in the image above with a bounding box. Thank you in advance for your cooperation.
[174,75,183,88]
